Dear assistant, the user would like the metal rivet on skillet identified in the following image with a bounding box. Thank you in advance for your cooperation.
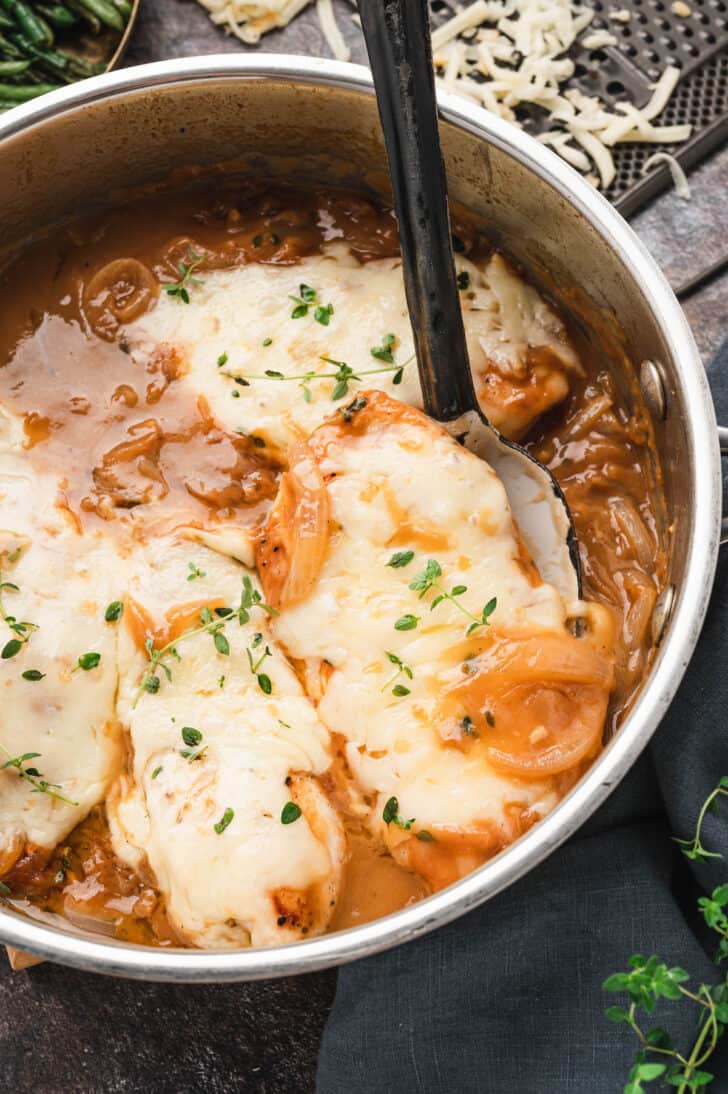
[640,359,669,421]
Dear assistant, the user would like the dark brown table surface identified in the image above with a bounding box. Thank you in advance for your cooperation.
[1,4,726,1091]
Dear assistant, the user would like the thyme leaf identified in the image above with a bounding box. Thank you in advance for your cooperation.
[214,807,234,834]
[387,550,414,569]
[394,614,419,632]
[246,639,273,694]
[164,248,205,303]
[407,558,497,635]
[74,651,101,672]
[281,801,302,825]
[219,351,413,404]
[606,779,728,1091]
[288,283,333,324]
[132,576,277,707]
[0,743,78,806]
[0,569,37,659]
[382,651,414,697]
[382,795,414,830]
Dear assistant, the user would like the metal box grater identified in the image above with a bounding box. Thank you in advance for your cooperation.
[430,0,728,215]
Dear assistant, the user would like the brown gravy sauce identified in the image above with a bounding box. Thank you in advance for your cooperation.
[0,183,664,944]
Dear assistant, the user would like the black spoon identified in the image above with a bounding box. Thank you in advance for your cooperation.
[358,0,581,602]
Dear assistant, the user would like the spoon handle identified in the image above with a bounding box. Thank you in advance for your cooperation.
[359,0,477,423]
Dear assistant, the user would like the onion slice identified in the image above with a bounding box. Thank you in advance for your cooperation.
[256,442,330,610]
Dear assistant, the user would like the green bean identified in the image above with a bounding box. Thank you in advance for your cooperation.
[9,30,98,76]
[9,30,68,64]
[0,56,28,72]
[110,0,131,15]
[0,10,13,27]
[35,3,78,29]
[0,0,54,46]
[0,80,61,98]
[0,32,23,55]
[6,33,76,80]
[76,0,124,30]
[64,0,98,31]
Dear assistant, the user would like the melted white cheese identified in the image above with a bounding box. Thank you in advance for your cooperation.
[0,244,588,942]
[0,411,124,871]
[108,538,343,948]
[268,398,566,844]
[129,247,580,447]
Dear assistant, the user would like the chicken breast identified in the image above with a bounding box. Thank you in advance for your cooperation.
[108,537,344,948]
[0,409,124,877]
[129,246,582,448]
[256,392,614,891]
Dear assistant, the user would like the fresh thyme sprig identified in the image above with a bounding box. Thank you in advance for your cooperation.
[236,574,279,625]
[0,743,78,807]
[164,249,204,304]
[406,558,497,636]
[0,571,37,660]
[605,778,728,1092]
[673,778,728,863]
[132,576,277,708]
[219,352,413,404]
[246,633,273,695]
[289,283,333,325]
[132,610,228,708]
[382,651,413,697]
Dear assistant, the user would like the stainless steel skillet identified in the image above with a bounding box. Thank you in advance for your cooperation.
[0,56,720,979]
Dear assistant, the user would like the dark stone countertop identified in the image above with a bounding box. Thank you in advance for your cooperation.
[1,3,726,1091]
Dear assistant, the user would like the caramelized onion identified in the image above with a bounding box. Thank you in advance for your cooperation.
[256,442,329,609]
[440,633,614,778]
[482,683,608,777]
[610,497,656,572]
[83,258,158,340]
[468,634,614,688]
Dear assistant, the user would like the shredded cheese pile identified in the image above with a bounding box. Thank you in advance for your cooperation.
[432,0,691,188]
[195,0,691,192]
[196,0,352,60]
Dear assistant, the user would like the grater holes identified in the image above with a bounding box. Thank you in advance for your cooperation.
[437,0,727,207]
[604,51,728,205]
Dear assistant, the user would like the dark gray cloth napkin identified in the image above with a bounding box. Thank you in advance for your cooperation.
[317,340,728,1093]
